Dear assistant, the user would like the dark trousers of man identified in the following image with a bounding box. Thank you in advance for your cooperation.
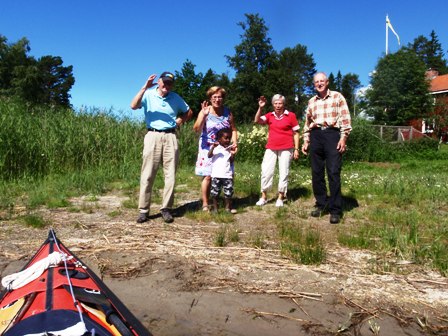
[310,128,342,215]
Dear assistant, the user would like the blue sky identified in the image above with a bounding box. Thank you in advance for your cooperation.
[1,0,447,115]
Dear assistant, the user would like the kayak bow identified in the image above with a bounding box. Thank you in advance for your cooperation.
[0,229,151,336]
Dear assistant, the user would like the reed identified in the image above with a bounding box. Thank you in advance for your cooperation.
[0,101,143,180]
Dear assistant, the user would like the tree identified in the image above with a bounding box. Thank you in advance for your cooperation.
[408,30,448,74]
[334,71,343,92]
[214,72,232,91]
[12,56,74,106]
[201,68,219,92]
[0,35,74,108]
[328,73,336,90]
[264,45,315,117]
[366,49,432,125]
[341,73,361,114]
[225,14,317,122]
[431,100,448,140]
[174,60,206,114]
[323,71,361,114]
[0,36,31,96]
[225,13,276,122]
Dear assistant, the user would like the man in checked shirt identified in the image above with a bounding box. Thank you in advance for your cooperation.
[301,72,352,224]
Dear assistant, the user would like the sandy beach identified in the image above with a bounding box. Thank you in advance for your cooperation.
[1,193,447,335]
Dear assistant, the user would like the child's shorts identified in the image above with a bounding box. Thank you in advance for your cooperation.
[210,177,234,198]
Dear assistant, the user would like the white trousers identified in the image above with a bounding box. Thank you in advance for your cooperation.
[260,149,293,194]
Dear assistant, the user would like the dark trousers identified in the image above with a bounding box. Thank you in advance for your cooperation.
[310,128,343,215]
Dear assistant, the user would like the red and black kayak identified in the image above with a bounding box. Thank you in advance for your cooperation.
[0,229,151,336]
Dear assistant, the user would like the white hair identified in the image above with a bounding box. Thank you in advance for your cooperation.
[313,72,328,82]
[271,94,285,105]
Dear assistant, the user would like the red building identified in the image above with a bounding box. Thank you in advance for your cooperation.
[425,69,448,141]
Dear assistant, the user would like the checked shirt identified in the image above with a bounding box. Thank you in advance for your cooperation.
[303,90,352,142]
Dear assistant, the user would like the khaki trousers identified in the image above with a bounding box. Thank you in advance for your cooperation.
[138,131,179,213]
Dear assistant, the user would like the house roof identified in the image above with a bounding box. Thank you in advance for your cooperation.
[430,74,448,94]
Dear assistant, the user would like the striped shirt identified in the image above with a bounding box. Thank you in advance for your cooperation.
[303,90,352,142]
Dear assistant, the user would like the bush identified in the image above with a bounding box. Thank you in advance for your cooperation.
[395,137,441,160]
[236,124,267,163]
[346,118,445,162]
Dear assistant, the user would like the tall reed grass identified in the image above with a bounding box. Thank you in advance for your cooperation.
[0,101,143,179]
[1,100,443,181]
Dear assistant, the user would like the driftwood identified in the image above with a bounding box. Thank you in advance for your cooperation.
[407,278,447,286]
[291,298,310,316]
[279,293,323,302]
[241,307,312,323]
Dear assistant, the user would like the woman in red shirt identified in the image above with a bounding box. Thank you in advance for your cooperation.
[254,95,300,207]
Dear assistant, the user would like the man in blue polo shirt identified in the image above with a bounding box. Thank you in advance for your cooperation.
[131,71,192,223]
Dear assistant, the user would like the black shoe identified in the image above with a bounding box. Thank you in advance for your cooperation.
[160,209,174,223]
[311,207,327,217]
[329,214,341,224]
[136,212,149,223]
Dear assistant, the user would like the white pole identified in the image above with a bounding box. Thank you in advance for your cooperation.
[385,15,389,55]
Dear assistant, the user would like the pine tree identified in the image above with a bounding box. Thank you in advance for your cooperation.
[0,35,74,108]
[408,30,448,74]
[225,14,275,122]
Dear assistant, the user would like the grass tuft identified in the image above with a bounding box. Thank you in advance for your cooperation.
[22,214,49,228]
[277,214,326,265]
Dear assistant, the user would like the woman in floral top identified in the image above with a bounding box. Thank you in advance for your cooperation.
[193,86,237,211]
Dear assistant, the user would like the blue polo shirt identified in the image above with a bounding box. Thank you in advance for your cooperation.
[141,86,190,130]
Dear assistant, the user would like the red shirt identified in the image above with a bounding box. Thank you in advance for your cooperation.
[259,110,300,150]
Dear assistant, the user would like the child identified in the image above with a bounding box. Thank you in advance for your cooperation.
[208,128,237,213]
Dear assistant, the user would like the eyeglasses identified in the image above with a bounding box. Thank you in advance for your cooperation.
[211,96,223,100]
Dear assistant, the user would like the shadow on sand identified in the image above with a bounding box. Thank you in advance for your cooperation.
[170,187,359,218]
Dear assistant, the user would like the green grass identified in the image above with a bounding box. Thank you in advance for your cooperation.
[1,100,448,275]
[1,153,447,274]
[22,214,49,228]
[214,225,227,247]
[276,207,326,264]
[439,143,448,153]
[108,210,122,218]
[339,160,448,275]
[213,224,240,247]
[250,231,267,249]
